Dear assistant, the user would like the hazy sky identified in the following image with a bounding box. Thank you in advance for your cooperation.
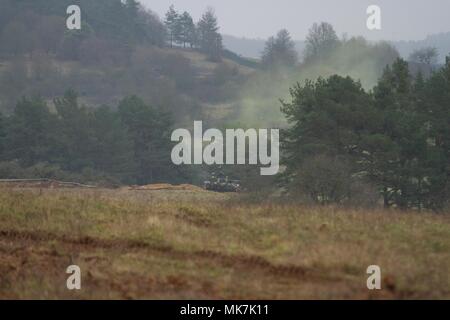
[140,0,450,41]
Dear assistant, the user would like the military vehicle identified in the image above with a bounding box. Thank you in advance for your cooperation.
[203,172,241,193]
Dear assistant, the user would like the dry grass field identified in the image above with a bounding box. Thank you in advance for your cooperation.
[0,187,448,299]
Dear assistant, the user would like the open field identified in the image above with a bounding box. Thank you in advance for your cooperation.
[0,187,448,299]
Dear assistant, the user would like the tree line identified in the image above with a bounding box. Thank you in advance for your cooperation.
[0,57,448,210]
[0,91,188,185]
[0,1,224,63]
[281,57,450,211]
[260,22,437,74]
[164,5,223,61]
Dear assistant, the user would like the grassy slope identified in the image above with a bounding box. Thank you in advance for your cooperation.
[172,48,256,76]
[0,48,257,115]
[0,188,448,299]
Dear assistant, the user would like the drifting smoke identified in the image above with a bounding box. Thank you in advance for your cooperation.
[237,37,399,128]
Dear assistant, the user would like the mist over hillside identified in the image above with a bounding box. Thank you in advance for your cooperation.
[223,33,450,63]
[394,32,450,64]
[222,35,305,60]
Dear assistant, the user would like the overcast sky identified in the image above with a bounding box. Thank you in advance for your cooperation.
[140,0,450,41]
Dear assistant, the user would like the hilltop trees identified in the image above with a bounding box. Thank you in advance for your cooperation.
[137,7,167,47]
[164,5,198,48]
[304,22,339,61]
[165,6,196,48]
[178,12,196,48]
[164,5,197,48]
[0,2,228,119]
[164,5,224,60]
[164,5,224,55]
[197,8,223,61]
[261,29,298,69]
[165,5,181,47]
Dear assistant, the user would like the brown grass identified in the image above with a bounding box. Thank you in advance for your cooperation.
[0,187,448,299]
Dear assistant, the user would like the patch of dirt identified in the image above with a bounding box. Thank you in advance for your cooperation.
[0,229,330,281]
[0,228,400,299]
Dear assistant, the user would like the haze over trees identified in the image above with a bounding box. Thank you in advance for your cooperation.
[408,47,438,66]
[304,22,340,62]
[261,29,298,69]
[239,23,400,127]
[0,1,236,125]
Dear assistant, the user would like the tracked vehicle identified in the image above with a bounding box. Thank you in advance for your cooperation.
[203,172,241,193]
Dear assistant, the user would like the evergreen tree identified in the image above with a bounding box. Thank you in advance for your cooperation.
[5,97,58,166]
[179,11,196,48]
[124,0,139,14]
[261,29,298,69]
[197,8,222,61]
[90,105,135,183]
[372,58,429,209]
[281,57,449,210]
[164,5,180,47]
[281,75,377,203]
[421,56,450,209]
[118,96,175,184]
[53,89,96,172]
[304,22,340,62]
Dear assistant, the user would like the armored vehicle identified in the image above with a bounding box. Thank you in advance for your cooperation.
[203,172,241,193]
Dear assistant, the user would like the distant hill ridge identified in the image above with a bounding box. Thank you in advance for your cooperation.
[223,33,450,63]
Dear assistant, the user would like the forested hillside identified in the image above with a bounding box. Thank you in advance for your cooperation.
[0,0,251,120]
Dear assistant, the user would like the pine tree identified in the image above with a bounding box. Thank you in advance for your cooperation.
[280,75,376,203]
[304,22,339,62]
[197,8,222,61]
[91,105,135,183]
[5,97,58,166]
[53,90,96,172]
[421,56,450,209]
[164,5,180,48]
[261,29,298,69]
[179,11,196,48]
[118,96,175,184]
